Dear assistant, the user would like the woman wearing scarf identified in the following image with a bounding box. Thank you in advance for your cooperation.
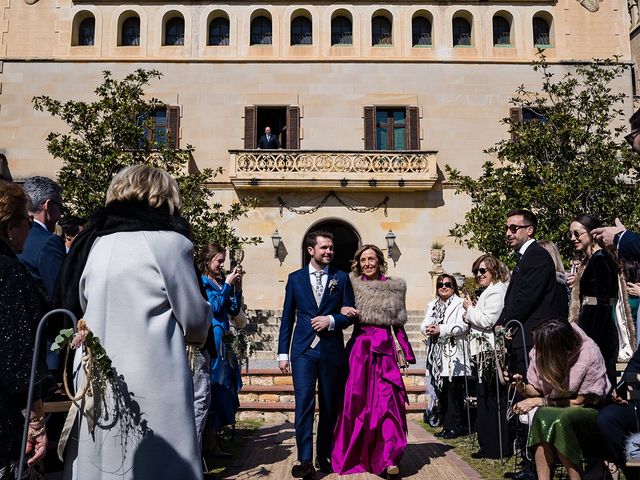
[57,165,211,480]
[421,273,469,440]
[331,244,415,480]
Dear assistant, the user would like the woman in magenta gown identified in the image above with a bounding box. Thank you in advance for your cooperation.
[331,244,416,479]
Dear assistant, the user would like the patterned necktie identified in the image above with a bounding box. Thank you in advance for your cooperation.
[313,270,325,306]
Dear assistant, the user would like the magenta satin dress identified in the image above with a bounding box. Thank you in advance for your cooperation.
[331,323,416,475]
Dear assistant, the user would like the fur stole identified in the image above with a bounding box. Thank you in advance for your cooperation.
[350,274,407,326]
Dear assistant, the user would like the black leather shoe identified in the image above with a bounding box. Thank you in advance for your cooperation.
[292,461,316,478]
[512,470,537,480]
[470,450,486,459]
[314,457,333,474]
[441,430,459,439]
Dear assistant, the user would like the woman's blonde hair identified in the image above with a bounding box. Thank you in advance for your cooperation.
[351,244,387,276]
[106,165,182,214]
[538,240,566,274]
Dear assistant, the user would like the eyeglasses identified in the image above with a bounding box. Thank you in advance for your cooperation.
[567,230,588,240]
[436,281,453,289]
[505,224,532,233]
[473,267,488,276]
[625,129,640,146]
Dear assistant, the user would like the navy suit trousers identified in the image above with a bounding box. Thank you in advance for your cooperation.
[291,346,345,463]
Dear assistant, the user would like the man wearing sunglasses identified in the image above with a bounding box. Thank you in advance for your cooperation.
[497,209,569,480]
[17,176,65,302]
[497,209,569,376]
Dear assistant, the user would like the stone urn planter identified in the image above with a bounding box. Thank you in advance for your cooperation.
[430,242,445,273]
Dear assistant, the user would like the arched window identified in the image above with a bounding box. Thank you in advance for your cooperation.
[533,17,551,46]
[78,17,95,46]
[165,17,184,46]
[493,16,510,45]
[121,17,140,46]
[209,17,229,46]
[331,16,352,45]
[372,16,392,45]
[291,16,312,45]
[251,16,272,45]
[452,17,471,46]
[412,16,431,46]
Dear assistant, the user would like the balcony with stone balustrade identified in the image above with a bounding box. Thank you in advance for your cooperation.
[228,149,438,191]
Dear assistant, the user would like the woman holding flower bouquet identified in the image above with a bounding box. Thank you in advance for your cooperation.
[198,243,243,456]
[57,165,211,480]
[463,254,510,459]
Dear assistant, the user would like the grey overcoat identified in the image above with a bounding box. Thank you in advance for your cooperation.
[63,231,211,480]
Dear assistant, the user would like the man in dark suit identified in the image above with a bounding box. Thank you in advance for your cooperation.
[497,209,568,377]
[258,126,280,149]
[497,209,568,480]
[17,176,65,301]
[277,231,355,478]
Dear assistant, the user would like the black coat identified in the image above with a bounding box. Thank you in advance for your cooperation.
[497,241,569,365]
[0,240,48,464]
[578,249,619,384]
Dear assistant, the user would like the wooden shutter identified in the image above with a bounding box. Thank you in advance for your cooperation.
[406,106,420,150]
[244,106,257,149]
[509,107,523,142]
[364,106,376,150]
[167,106,180,149]
[286,105,300,149]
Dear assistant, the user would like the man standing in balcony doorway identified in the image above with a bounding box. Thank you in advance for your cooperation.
[258,126,280,149]
[277,230,355,478]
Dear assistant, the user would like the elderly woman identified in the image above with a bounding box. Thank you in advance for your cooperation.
[512,318,610,480]
[0,180,49,478]
[463,254,510,459]
[421,273,469,439]
[197,243,242,456]
[58,165,211,480]
[331,244,415,480]
[567,214,625,385]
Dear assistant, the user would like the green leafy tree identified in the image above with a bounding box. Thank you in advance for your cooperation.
[446,53,640,264]
[32,69,260,251]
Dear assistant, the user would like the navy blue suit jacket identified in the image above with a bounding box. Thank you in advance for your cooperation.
[17,222,65,301]
[278,266,355,366]
[619,230,640,261]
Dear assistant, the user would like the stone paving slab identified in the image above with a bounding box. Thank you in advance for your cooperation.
[221,420,481,480]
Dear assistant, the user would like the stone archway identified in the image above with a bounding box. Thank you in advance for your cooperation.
[302,220,360,273]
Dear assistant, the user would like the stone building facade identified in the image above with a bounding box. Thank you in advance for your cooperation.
[0,0,633,314]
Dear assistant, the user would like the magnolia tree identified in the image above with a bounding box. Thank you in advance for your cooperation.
[32,69,260,251]
[445,53,640,264]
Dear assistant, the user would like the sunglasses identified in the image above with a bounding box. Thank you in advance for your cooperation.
[505,224,532,233]
[473,267,488,276]
[437,281,453,289]
[625,129,640,146]
[567,230,588,240]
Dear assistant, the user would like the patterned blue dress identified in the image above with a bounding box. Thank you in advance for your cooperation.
[201,275,242,430]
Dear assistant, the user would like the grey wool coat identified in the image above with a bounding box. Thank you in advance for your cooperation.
[63,231,211,480]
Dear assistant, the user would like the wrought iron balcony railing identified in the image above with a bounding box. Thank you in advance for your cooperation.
[229,149,438,191]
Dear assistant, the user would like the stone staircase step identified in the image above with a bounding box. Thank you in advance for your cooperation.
[241,384,426,394]
[239,401,427,412]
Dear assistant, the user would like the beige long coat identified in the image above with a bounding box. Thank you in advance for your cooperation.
[63,231,211,480]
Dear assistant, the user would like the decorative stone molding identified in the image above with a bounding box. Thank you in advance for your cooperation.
[229,149,438,191]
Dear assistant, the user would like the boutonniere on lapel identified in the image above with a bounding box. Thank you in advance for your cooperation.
[328,278,338,294]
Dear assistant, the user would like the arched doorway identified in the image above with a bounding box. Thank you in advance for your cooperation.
[302,220,360,273]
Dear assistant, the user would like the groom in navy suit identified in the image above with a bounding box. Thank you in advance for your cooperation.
[278,230,355,478]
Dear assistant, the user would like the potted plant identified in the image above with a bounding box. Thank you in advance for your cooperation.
[430,241,445,273]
